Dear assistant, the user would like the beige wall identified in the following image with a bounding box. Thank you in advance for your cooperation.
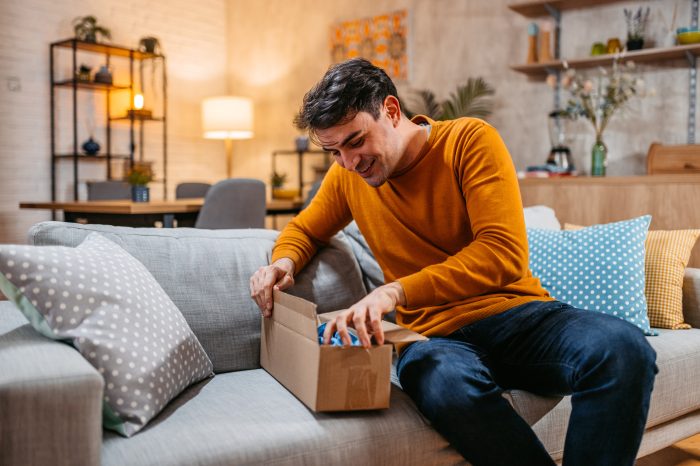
[227,0,689,190]
[0,0,691,243]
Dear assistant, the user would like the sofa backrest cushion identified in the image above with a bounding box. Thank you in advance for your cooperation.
[523,205,561,230]
[28,222,367,373]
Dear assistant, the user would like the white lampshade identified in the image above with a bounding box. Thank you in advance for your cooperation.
[202,96,254,140]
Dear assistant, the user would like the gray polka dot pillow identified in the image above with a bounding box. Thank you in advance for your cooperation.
[0,233,213,437]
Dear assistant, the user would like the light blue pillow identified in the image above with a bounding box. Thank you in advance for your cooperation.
[527,215,655,335]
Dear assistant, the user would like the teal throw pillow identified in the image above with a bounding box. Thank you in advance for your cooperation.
[527,215,655,335]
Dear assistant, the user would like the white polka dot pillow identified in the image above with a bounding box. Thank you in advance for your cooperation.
[0,233,213,437]
[527,215,655,335]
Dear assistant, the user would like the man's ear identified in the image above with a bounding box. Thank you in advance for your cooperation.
[384,95,402,126]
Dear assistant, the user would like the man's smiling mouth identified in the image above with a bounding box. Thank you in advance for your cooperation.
[357,160,374,176]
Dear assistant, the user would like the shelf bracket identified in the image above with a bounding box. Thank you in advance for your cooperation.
[689,0,699,144]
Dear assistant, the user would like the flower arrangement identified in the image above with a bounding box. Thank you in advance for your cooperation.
[126,162,154,186]
[549,59,644,141]
[547,57,648,175]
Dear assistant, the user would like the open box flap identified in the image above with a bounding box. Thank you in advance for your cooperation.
[272,290,318,341]
[318,310,427,346]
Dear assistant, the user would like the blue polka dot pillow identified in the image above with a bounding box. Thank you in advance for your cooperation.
[0,233,214,436]
[527,215,655,335]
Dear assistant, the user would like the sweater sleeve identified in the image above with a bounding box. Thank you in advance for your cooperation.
[271,164,353,274]
[398,124,530,308]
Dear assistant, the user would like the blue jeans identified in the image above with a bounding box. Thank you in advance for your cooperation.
[396,300,658,466]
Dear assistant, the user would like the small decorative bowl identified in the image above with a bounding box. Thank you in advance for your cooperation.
[677,31,700,45]
[272,188,300,200]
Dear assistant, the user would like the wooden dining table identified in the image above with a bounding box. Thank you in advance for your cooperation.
[19,199,304,228]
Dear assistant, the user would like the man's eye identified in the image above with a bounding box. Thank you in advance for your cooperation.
[350,138,364,148]
[332,151,340,157]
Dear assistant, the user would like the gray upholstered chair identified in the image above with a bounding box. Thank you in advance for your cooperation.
[195,178,266,229]
[86,181,131,200]
[302,179,323,210]
[175,182,211,199]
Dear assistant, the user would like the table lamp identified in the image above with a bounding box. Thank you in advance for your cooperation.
[202,96,254,178]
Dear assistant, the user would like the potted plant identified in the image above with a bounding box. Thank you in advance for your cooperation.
[76,64,92,82]
[138,36,161,54]
[624,7,650,51]
[270,171,298,200]
[402,77,495,121]
[126,162,154,202]
[73,15,112,43]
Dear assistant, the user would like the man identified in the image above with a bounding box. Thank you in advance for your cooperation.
[249,58,657,466]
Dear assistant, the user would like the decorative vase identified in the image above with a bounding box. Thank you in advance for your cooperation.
[81,137,100,156]
[139,37,160,54]
[626,37,644,51]
[131,185,150,202]
[94,65,113,85]
[591,137,608,177]
[295,136,309,152]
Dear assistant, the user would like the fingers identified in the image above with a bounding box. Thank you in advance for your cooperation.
[335,315,353,347]
[274,273,294,291]
[353,310,371,349]
[250,265,294,318]
[369,310,384,345]
[322,318,336,345]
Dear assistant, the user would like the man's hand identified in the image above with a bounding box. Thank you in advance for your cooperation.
[323,282,406,349]
[249,258,295,317]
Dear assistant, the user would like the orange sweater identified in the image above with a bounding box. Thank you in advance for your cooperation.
[272,116,552,336]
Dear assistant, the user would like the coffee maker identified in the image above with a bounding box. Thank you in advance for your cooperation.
[546,110,575,173]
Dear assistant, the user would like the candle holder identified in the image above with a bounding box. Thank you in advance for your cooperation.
[127,108,153,119]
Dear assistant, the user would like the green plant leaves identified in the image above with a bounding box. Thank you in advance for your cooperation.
[403,77,495,121]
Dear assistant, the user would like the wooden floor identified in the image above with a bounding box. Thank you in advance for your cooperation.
[637,434,700,465]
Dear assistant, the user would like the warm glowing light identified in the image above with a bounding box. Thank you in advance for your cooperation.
[134,94,144,110]
[201,96,254,139]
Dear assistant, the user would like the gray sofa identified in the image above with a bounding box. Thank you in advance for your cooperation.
[2,220,700,466]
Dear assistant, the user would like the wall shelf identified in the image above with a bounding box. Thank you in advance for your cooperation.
[511,43,700,76]
[508,0,630,18]
[52,38,162,60]
[52,79,131,91]
[54,154,131,160]
[509,0,700,143]
[109,116,165,122]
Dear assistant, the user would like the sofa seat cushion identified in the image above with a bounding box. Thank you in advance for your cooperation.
[102,369,463,466]
[28,222,368,373]
[502,329,700,461]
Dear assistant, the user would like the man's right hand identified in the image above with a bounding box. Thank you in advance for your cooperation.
[249,258,295,317]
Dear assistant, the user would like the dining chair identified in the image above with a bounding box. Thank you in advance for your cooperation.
[195,178,266,229]
[175,182,211,199]
[86,181,131,200]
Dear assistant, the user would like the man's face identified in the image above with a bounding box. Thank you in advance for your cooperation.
[315,103,402,188]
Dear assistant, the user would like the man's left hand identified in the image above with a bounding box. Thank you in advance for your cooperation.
[322,281,406,348]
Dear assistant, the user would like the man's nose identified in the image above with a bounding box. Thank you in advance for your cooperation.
[339,151,360,171]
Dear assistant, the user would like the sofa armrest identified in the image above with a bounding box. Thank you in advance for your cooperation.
[683,268,700,328]
[0,302,103,466]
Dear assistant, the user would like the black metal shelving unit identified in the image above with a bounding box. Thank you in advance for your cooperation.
[271,149,330,196]
[49,38,168,207]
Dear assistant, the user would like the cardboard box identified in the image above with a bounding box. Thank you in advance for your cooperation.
[260,290,426,412]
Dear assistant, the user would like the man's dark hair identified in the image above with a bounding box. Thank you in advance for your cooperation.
[294,58,398,134]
